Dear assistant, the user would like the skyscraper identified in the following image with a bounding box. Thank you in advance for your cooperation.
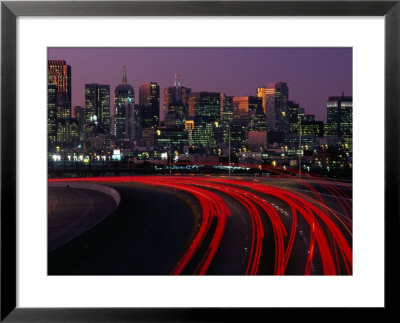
[85,84,98,133]
[98,85,111,135]
[187,92,221,147]
[48,60,73,148]
[288,100,300,134]
[264,82,289,133]
[231,96,265,148]
[139,82,160,129]
[85,83,111,151]
[188,92,220,121]
[220,94,233,124]
[162,87,175,119]
[232,96,265,130]
[173,73,181,101]
[256,87,268,114]
[300,118,324,137]
[162,74,191,120]
[48,60,72,111]
[326,92,352,150]
[74,105,86,141]
[47,84,58,148]
[85,83,110,135]
[249,98,266,132]
[114,65,135,147]
[192,116,217,147]
[232,96,250,122]
[220,93,233,143]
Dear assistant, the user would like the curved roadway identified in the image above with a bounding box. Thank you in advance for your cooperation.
[48,175,352,276]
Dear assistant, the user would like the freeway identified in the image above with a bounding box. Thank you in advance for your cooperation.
[48,175,352,275]
[48,186,117,252]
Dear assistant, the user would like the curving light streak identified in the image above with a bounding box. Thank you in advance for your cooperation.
[49,175,352,275]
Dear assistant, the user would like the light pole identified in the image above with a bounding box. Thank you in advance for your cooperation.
[228,125,231,176]
[299,117,302,177]
[169,137,172,176]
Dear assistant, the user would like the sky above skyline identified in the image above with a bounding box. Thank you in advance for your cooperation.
[48,47,352,122]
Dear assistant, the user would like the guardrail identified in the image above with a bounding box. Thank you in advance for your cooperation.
[48,181,121,205]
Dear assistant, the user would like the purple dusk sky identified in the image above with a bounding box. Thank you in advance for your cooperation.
[48,47,352,122]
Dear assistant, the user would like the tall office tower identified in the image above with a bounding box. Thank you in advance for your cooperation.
[48,60,72,111]
[139,81,160,129]
[156,127,189,154]
[74,106,86,140]
[48,84,58,149]
[114,65,135,146]
[229,122,247,148]
[188,92,220,121]
[250,99,267,132]
[231,96,265,148]
[256,87,268,114]
[164,111,185,129]
[326,92,352,150]
[162,74,191,120]
[98,85,111,135]
[167,86,191,119]
[180,87,192,110]
[219,94,233,143]
[232,96,264,129]
[162,87,175,119]
[300,119,324,137]
[56,121,68,144]
[220,94,233,124]
[133,104,142,143]
[173,73,181,101]
[55,102,72,146]
[288,100,300,134]
[187,92,220,147]
[188,95,198,117]
[192,116,217,147]
[232,96,248,122]
[75,106,85,121]
[184,119,195,146]
[264,82,289,133]
[85,83,110,135]
[219,93,224,121]
[85,84,98,133]
[48,60,72,147]
[68,119,80,144]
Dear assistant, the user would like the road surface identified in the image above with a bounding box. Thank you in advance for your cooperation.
[48,175,352,275]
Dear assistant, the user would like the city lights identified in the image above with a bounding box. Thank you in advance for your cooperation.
[47,48,352,276]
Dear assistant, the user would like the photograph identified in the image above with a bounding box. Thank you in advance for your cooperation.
[47,47,353,276]
[3,0,398,320]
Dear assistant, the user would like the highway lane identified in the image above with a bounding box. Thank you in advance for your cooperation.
[193,188,258,275]
[48,183,196,275]
[212,176,352,275]
[48,186,117,252]
[48,175,352,275]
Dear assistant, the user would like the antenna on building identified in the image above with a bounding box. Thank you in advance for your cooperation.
[174,73,181,88]
[122,65,127,85]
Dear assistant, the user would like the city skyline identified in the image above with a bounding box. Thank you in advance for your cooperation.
[47,48,353,277]
[48,47,352,122]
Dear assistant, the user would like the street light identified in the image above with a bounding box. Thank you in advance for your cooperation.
[169,137,172,176]
[228,125,231,176]
[299,116,302,177]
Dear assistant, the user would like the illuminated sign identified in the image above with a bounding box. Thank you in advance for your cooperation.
[112,149,121,161]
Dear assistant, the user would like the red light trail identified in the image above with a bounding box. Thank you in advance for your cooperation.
[49,175,352,275]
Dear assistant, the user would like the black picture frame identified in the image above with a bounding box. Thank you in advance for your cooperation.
[1,0,398,321]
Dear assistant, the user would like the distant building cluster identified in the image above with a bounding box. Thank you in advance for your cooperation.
[48,60,352,170]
